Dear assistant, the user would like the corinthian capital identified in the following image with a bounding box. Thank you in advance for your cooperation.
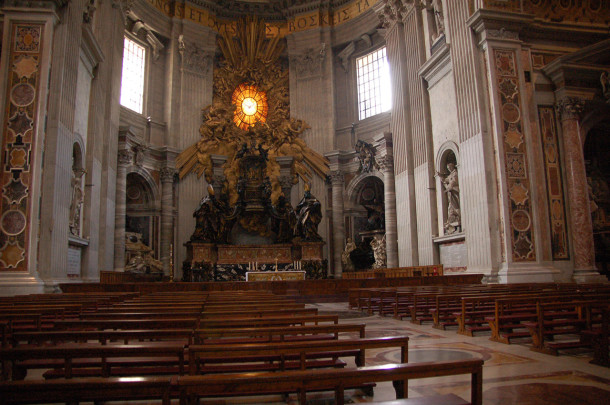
[376,155,394,172]
[556,97,585,121]
[329,170,345,186]
[160,167,177,182]
[117,149,133,166]
[377,0,411,28]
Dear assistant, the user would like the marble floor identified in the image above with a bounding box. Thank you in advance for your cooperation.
[267,302,610,405]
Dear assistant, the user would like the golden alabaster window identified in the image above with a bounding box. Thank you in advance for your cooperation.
[231,83,268,130]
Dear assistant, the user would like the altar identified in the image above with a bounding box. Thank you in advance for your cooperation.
[246,271,306,281]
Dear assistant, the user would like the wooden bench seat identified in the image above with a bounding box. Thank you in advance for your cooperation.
[10,329,195,347]
[187,335,409,375]
[178,358,483,405]
[198,314,339,328]
[580,305,610,367]
[0,343,186,380]
[0,376,174,405]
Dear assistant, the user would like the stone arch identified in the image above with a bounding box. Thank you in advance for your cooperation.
[125,170,160,254]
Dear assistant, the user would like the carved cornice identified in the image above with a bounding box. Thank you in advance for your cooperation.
[556,97,585,121]
[117,149,133,166]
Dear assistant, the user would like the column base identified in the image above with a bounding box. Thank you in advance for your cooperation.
[572,269,608,284]
[496,262,563,284]
[0,272,45,296]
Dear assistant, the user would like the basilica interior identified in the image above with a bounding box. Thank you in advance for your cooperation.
[0,0,609,403]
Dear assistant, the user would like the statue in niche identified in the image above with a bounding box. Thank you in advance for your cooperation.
[423,0,445,41]
[355,140,379,173]
[125,250,163,274]
[439,161,461,234]
[341,237,357,271]
[370,233,387,269]
[69,168,85,236]
[294,184,323,241]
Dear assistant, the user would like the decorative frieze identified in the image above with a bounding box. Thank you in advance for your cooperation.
[0,23,44,271]
[537,105,569,260]
[493,48,536,261]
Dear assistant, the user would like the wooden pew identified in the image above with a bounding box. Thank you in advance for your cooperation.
[187,336,409,375]
[198,314,339,328]
[199,307,318,319]
[0,376,174,405]
[193,323,366,344]
[178,358,483,405]
[581,304,610,367]
[0,343,186,380]
[52,318,200,331]
[10,329,194,347]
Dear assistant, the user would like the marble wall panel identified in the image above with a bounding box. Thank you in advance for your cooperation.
[395,171,416,266]
[492,48,536,262]
[0,23,43,272]
[429,71,460,154]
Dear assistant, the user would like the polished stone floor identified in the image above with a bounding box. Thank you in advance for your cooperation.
[273,302,610,405]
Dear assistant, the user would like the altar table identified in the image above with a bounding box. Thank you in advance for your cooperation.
[246,271,306,281]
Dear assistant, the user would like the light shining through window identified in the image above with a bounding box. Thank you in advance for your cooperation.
[356,47,392,120]
[120,37,146,114]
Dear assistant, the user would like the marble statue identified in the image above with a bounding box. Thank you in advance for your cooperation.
[370,233,387,269]
[125,250,163,274]
[69,169,85,236]
[341,237,357,271]
[440,162,461,234]
[191,185,224,243]
[294,184,323,241]
[355,140,378,173]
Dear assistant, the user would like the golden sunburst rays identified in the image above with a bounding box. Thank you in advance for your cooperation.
[218,16,285,69]
[176,16,329,194]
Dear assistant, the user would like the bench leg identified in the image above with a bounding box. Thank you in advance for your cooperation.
[392,380,405,399]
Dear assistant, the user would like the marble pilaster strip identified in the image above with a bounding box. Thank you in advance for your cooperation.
[329,170,345,278]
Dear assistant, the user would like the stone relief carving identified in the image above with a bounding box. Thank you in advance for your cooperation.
[439,162,461,234]
[133,145,146,167]
[118,149,133,166]
[69,168,86,237]
[178,35,213,75]
[291,43,327,78]
[355,140,379,173]
[83,0,96,24]
[488,28,520,40]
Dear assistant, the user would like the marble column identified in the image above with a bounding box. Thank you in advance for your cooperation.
[556,97,601,281]
[113,149,132,272]
[160,167,176,277]
[329,170,345,279]
[378,154,399,268]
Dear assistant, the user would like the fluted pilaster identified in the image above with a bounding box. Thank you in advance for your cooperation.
[329,170,345,278]
[160,167,176,277]
[113,149,132,271]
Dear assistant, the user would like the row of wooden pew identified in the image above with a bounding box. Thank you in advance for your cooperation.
[0,290,484,404]
[349,282,610,366]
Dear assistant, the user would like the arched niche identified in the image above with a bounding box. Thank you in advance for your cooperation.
[435,142,461,236]
[125,170,160,256]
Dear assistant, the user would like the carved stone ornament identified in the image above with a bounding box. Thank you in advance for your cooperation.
[290,43,326,78]
[133,145,146,167]
[83,0,96,24]
[356,140,380,173]
[556,97,585,121]
[118,149,133,166]
[160,167,176,182]
[337,42,355,72]
[376,155,394,172]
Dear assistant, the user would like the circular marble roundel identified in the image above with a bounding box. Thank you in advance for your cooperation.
[10,83,35,107]
[1,209,26,236]
[512,210,531,232]
[502,103,521,123]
